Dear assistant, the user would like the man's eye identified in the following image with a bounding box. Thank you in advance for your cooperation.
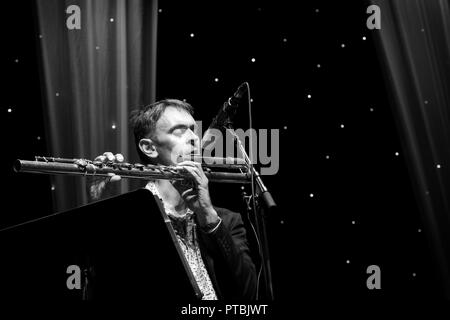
[173,128,187,135]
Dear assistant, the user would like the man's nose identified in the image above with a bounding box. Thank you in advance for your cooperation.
[187,129,200,147]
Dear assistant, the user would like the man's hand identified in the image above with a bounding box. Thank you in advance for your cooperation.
[172,161,220,230]
[88,152,123,200]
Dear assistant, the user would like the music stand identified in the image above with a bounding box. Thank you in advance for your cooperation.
[0,188,203,301]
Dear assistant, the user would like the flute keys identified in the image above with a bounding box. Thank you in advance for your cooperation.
[121,163,132,169]
[134,163,145,170]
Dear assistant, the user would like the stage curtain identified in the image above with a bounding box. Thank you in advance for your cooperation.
[372,0,450,298]
[35,0,158,212]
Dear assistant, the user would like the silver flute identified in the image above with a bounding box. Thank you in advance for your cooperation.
[14,156,252,184]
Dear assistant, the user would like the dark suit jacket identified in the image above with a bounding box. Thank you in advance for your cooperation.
[197,206,257,300]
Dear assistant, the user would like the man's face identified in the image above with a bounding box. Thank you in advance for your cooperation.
[151,106,200,166]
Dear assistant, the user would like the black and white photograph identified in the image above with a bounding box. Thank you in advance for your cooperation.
[1,0,450,316]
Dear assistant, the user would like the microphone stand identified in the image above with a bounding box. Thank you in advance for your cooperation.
[227,127,276,301]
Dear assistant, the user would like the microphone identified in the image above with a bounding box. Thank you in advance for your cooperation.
[202,82,248,149]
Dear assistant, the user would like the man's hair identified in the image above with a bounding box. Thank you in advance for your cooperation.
[129,99,194,164]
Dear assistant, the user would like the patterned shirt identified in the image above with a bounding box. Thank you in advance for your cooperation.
[145,181,218,300]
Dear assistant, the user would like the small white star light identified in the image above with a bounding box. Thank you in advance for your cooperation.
[7,108,12,113]
[214,77,219,82]
[112,124,116,129]
[436,164,441,169]
[340,124,345,128]
[309,193,314,198]
[251,57,256,63]
[110,18,114,22]
[190,33,194,38]
[307,94,312,99]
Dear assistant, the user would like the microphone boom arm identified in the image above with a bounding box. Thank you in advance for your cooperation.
[227,128,276,301]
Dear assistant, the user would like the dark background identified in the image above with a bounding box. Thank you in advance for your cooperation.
[0,0,442,304]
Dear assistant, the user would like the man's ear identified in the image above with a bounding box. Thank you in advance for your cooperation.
[139,138,158,160]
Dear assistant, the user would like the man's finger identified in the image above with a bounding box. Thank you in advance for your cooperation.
[185,194,198,202]
[181,188,194,197]
[109,175,121,182]
[180,188,198,202]
[176,160,200,167]
[177,166,202,185]
[177,161,207,179]
[103,152,115,161]
[115,153,124,162]
[105,172,121,182]
[192,161,207,179]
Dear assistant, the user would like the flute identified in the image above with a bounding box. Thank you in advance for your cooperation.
[14,156,252,184]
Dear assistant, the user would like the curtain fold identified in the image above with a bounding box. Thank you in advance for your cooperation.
[35,0,158,212]
[372,0,450,298]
